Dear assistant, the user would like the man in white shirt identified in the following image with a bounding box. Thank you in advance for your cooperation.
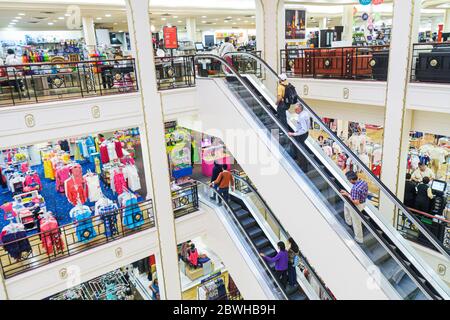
[218,37,236,75]
[288,102,310,170]
[411,162,435,183]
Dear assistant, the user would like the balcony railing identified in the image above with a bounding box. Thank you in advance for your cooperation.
[0,200,154,279]
[280,45,390,81]
[0,58,138,107]
[155,55,196,90]
[172,182,199,219]
[396,207,449,253]
[410,42,450,84]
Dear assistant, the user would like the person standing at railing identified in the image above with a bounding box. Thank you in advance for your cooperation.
[339,171,367,244]
[214,164,234,205]
[3,49,24,95]
[288,103,311,171]
[209,161,223,201]
[260,241,289,290]
[218,37,236,74]
[414,176,434,213]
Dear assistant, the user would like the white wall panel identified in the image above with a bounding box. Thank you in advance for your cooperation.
[161,87,198,121]
[411,110,450,137]
[407,83,450,114]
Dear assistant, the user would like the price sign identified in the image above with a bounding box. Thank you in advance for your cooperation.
[163,26,178,49]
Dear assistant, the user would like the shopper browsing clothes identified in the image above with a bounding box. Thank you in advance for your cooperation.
[288,102,311,171]
[260,241,289,289]
[339,171,368,244]
[214,164,234,204]
[414,177,434,213]
[411,162,435,183]
[404,173,417,208]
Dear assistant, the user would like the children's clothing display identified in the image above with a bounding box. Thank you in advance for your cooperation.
[118,192,144,229]
[95,197,119,238]
[65,176,87,206]
[39,213,64,255]
[122,165,141,192]
[84,173,102,202]
[1,222,32,260]
[198,277,227,300]
[69,205,96,243]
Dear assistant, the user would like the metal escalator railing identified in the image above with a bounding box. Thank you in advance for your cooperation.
[223,51,450,261]
[231,172,336,300]
[193,54,449,300]
[195,180,289,300]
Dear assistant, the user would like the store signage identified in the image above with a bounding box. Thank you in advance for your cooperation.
[359,0,372,5]
[163,26,178,49]
[372,0,384,4]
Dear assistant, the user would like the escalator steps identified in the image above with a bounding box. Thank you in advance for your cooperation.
[261,246,277,257]
[228,201,242,212]
[254,236,271,249]
[247,226,264,239]
[240,217,257,229]
[235,209,250,220]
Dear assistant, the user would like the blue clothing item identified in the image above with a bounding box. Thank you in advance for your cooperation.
[151,283,159,300]
[2,230,31,260]
[71,207,96,243]
[264,250,289,271]
[98,204,119,237]
[123,197,144,229]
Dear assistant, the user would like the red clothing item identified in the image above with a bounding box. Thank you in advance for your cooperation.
[115,141,124,158]
[114,172,127,195]
[66,178,87,205]
[188,249,199,266]
[100,145,110,164]
[40,216,64,255]
[24,174,42,190]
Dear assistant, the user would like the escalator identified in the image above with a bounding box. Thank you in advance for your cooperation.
[193,53,450,300]
[228,195,307,300]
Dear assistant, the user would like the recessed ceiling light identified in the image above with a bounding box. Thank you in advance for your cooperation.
[114,22,118,25]
[119,30,123,32]
[244,20,249,23]
[215,18,219,21]
[178,20,183,23]
[202,16,207,18]
[12,19,18,22]
[64,13,71,17]
[161,17,166,21]
[18,13,25,16]
[173,16,178,18]
[227,16,232,19]
[251,16,255,19]
[48,22,54,25]
[58,17,64,20]
[237,18,241,21]
[96,17,102,20]
[213,23,217,25]
[105,14,112,17]
[202,21,206,23]
[15,17,22,19]
[232,22,236,25]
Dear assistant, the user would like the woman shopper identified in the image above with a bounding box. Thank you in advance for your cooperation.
[260,241,289,289]
[287,237,300,287]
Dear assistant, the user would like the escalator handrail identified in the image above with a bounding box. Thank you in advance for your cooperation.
[195,180,289,300]
[223,51,450,261]
[232,173,335,300]
[194,54,447,299]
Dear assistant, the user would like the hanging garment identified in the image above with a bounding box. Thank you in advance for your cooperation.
[43,159,55,180]
[24,173,42,190]
[115,141,124,158]
[100,145,110,164]
[69,206,96,243]
[94,156,102,175]
[123,165,141,192]
[95,198,119,238]
[84,174,102,202]
[55,166,71,193]
[65,177,87,206]
[1,225,31,260]
[73,144,84,161]
[40,215,64,255]
[113,171,127,195]
[107,142,118,162]
[59,140,70,152]
[120,195,144,229]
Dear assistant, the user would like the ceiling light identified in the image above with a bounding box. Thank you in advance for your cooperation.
[227,16,232,19]
[224,20,229,23]
[12,19,18,22]
[237,18,241,21]
[105,14,112,17]
[119,30,123,32]
[18,13,25,16]
[15,17,22,19]
[151,25,156,32]
[161,17,166,21]
[114,22,118,25]
[251,16,255,19]
[9,23,15,26]
[215,18,219,21]
[178,20,183,23]
[244,20,249,23]
[48,22,54,25]
[96,17,102,20]
[202,21,207,23]
[58,17,64,20]
[202,16,207,18]
[232,22,236,25]
[64,13,71,17]
[173,16,178,18]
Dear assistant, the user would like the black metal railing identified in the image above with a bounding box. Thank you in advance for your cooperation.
[155,55,196,90]
[396,207,450,253]
[172,182,199,219]
[0,58,138,107]
[0,200,154,279]
[410,42,450,84]
[280,45,390,81]
[230,50,262,78]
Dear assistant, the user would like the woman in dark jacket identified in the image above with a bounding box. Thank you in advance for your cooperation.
[210,161,223,200]
[415,176,434,213]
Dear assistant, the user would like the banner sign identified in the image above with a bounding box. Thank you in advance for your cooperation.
[163,26,178,49]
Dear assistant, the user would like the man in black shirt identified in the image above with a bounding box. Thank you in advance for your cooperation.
[404,173,416,208]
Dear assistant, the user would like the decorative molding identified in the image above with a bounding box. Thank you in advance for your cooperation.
[91,105,101,119]
[343,88,350,99]
[59,268,68,280]
[115,247,123,258]
[437,264,446,276]
[24,114,35,128]
[303,84,309,96]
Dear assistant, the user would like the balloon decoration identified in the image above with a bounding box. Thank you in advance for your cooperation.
[372,0,384,4]
[359,0,372,5]
[353,6,358,15]
[362,13,369,21]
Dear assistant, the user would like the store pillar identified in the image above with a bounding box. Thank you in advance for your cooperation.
[255,0,285,73]
[444,9,450,32]
[186,18,197,43]
[126,0,182,299]
[379,0,420,224]
[342,5,354,44]
[82,17,96,53]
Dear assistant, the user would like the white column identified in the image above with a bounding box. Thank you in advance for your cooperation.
[444,9,450,32]
[379,0,420,224]
[256,0,285,72]
[186,18,197,43]
[321,17,328,29]
[82,16,96,53]
[431,16,441,33]
[126,0,182,299]
[342,6,354,43]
